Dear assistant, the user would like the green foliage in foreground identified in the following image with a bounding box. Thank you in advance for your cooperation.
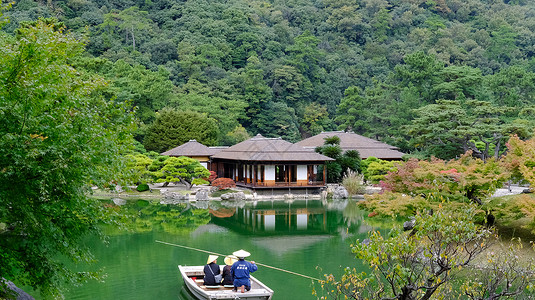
[315,208,535,300]
[0,19,135,298]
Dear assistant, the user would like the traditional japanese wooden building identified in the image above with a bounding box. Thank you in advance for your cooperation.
[210,134,334,189]
[295,131,405,160]
[160,140,226,168]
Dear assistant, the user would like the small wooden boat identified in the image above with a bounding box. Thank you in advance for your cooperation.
[178,265,274,300]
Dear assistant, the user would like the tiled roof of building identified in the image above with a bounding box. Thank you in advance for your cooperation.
[295,131,405,160]
[211,134,334,162]
[161,140,224,156]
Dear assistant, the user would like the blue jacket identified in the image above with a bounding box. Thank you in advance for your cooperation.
[231,259,258,287]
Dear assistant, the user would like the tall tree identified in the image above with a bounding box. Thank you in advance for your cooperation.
[487,66,535,107]
[335,86,369,133]
[300,102,332,137]
[73,57,176,124]
[255,101,301,142]
[406,100,531,160]
[0,19,134,298]
[143,108,219,153]
[433,65,484,101]
[394,51,443,104]
[231,55,273,134]
[101,7,154,52]
[286,30,323,79]
[172,79,248,138]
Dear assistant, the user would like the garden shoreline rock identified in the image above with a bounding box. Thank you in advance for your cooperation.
[91,183,387,202]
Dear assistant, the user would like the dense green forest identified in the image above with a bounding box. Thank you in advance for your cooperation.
[5,0,535,159]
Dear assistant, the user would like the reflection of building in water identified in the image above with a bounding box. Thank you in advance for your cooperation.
[256,207,323,233]
[211,200,345,236]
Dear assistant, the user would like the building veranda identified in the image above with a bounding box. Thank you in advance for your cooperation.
[210,135,334,189]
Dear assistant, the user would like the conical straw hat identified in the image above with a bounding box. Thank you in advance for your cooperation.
[232,249,251,258]
[224,256,238,266]
[206,255,219,264]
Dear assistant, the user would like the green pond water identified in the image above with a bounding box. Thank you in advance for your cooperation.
[35,198,384,300]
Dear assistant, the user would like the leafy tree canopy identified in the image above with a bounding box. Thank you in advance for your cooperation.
[5,0,535,157]
[0,19,135,298]
[317,207,535,300]
[406,100,533,160]
[380,153,509,206]
[143,108,218,153]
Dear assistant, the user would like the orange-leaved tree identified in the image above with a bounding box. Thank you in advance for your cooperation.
[503,134,535,190]
[381,152,509,204]
[361,152,509,217]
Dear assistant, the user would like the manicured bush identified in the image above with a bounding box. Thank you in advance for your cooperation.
[136,183,150,192]
[361,157,396,184]
[207,171,217,183]
[211,178,236,190]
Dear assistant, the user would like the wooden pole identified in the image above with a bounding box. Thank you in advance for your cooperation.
[155,240,322,281]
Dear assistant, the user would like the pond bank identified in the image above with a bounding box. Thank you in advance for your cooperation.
[93,182,524,202]
[92,183,382,202]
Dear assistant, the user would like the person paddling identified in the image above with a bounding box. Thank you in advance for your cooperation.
[230,249,257,293]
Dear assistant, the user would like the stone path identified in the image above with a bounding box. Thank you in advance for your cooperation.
[491,185,529,198]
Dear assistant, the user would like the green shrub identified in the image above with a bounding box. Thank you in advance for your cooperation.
[361,157,396,184]
[136,183,150,192]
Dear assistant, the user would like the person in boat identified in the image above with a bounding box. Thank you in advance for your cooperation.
[230,249,258,293]
[203,255,221,286]
[222,256,237,286]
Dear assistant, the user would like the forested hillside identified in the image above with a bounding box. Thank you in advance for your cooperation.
[5,0,535,158]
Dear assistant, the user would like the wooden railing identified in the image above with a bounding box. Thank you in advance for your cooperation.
[237,181,325,188]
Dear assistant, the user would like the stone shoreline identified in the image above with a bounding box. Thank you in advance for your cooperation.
[92,183,527,203]
[92,183,381,202]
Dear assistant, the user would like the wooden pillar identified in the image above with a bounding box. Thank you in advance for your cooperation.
[288,165,291,184]
[323,164,326,185]
[252,163,256,187]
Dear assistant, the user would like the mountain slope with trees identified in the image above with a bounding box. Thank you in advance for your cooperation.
[4,0,535,156]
